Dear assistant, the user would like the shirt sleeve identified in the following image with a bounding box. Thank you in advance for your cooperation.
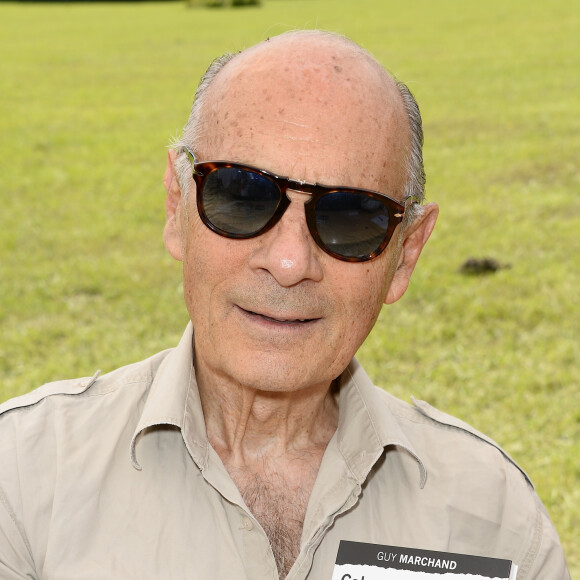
[522,494,571,580]
[0,486,37,579]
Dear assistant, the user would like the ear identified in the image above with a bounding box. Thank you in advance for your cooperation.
[384,203,439,305]
[163,149,184,261]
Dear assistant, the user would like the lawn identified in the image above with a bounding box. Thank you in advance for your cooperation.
[0,0,578,574]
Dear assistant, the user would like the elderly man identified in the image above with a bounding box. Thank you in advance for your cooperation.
[0,30,570,580]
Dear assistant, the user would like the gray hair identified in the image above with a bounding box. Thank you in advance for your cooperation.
[171,31,426,227]
[395,79,426,225]
[172,51,239,197]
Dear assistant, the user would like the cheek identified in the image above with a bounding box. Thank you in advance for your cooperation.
[181,216,251,333]
[332,264,389,353]
[180,212,224,323]
[352,262,390,312]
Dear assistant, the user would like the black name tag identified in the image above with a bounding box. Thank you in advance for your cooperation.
[332,541,517,579]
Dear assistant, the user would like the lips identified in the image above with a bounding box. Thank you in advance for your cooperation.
[238,306,318,325]
[257,313,314,324]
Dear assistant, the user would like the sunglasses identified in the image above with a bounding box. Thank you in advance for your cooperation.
[184,147,414,262]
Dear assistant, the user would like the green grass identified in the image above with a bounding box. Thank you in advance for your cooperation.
[0,0,578,573]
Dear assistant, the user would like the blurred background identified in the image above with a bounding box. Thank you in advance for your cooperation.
[0,0,578,573]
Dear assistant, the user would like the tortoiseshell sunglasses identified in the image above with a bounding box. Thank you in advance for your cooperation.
[184,147,414,262]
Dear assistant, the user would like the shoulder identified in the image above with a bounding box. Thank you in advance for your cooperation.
[371,388,571,578]
[0,347,175,572]
[346,359,532,489]
[382,390,533,486]
[0,347,174,507]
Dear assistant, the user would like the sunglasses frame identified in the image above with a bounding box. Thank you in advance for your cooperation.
[184,147,410,262]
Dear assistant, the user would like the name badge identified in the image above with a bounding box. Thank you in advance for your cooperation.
[332,541,517,579]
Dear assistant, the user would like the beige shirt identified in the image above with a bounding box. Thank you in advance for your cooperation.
[0,324,570,579]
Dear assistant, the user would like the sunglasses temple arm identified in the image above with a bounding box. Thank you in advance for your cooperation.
[183,147,204,176]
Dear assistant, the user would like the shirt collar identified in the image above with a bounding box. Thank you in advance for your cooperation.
[130,324,427,488]
[336,358,427,488]
[130,322,208,470]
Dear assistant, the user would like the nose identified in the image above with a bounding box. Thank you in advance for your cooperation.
[247,191,324,287]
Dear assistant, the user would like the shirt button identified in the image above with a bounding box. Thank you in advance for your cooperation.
[242,517,254,531]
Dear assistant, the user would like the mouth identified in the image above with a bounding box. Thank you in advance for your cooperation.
[238,306,319,326]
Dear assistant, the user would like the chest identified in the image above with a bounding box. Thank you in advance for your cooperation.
[25,429,523,580]
[229,467,317,578]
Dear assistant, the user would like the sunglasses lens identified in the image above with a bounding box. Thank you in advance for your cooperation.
[314,192,390,259]
[202,167,281,235]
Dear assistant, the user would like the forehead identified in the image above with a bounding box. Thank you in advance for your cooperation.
[197,35,409,196]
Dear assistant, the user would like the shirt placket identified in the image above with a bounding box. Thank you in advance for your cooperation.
[237,509,279,579]
[288,484,362,580]
[190,443,280,579]
[286,446,378,580]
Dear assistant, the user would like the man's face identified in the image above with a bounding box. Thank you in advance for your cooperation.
[170,37,413,394]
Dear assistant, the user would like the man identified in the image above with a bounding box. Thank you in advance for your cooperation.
[0,30,570,580]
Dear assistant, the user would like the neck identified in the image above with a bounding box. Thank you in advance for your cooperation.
[197,365,339,467]
[195,361,340,579]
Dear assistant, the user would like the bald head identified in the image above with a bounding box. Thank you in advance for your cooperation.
[174,31,425,215]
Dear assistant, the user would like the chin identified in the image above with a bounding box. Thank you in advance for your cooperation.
[229,355,336,394]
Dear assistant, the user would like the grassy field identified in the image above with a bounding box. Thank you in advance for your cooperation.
[0,0,578,573]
